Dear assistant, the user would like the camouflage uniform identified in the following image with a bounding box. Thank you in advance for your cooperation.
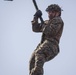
[29,16,64,75]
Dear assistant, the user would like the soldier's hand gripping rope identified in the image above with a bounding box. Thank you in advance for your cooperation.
[32,0,44,24]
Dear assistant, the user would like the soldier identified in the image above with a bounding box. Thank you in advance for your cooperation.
[29,4,64,75]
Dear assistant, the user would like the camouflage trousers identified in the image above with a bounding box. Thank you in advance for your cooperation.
[29,40,59,75]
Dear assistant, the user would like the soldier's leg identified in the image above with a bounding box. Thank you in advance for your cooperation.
[29,51,35,74]
[30,51,45,75]
[29,43,41,75]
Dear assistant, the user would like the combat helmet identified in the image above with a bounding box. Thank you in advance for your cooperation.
[46,4,62,12]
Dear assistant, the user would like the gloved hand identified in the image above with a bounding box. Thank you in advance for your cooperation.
[34,10,42,18]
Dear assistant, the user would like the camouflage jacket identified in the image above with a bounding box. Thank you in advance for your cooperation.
[31,16,64,44]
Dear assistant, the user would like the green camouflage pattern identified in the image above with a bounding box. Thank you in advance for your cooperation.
[46,4,62,12]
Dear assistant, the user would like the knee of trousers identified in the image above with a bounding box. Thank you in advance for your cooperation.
[35,51,45,67]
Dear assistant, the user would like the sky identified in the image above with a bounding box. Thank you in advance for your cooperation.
[0,0,76,75]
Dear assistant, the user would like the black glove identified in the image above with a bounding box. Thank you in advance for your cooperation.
[34,10,42,18]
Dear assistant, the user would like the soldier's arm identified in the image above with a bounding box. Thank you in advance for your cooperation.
[43,17,64,36]
[31,17,42,32]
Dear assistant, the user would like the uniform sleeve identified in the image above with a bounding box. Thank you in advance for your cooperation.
[31,18,42,32]
[43,17,63,37]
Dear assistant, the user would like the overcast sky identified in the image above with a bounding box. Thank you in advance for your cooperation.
[0,0,76,75]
